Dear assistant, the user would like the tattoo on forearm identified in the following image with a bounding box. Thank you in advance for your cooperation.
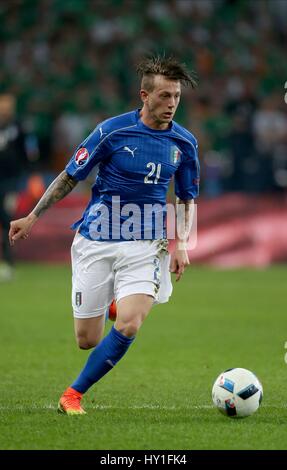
[33,171,78,217]
[176,198,194,242]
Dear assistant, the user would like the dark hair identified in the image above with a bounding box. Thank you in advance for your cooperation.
[136,55,197,91]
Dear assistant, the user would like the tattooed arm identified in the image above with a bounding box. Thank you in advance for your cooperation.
[9,171,78,245]
[32,171,78,217]
[169,198,194,282]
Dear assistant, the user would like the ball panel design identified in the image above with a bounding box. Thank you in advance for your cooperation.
[212,368,263,418]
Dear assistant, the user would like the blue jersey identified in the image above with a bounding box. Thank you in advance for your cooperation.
[65,109,200,241]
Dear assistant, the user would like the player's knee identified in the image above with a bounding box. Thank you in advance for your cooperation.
[76,333,100,350]
[77,339,95,350]
[116,319,141,338]
[78,340,94,350]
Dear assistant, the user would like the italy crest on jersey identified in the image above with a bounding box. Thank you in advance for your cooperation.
[170,146,181,164]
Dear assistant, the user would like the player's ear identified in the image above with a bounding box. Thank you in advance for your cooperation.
[140,89,148,103]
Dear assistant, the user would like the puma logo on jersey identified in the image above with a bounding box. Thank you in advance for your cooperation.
[123,146,137,157]
[99,127,106,138]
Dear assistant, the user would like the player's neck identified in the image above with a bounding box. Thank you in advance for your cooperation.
[139,109,170,131]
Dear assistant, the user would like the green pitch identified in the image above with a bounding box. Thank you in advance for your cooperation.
[0,264,286,450]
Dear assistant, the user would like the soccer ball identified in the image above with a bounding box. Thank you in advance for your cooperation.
[212,368,263,418]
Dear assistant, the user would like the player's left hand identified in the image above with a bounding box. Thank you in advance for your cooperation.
[170,246,190,282]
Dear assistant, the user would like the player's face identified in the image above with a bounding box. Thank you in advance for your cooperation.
[140,75,181,129]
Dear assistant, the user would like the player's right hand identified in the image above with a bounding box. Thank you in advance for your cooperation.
[9,214,38,246]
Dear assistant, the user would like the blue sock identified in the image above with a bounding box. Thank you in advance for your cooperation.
[71,326,135,394]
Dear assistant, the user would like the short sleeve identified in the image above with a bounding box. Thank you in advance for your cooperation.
[65,127,111,181]
[174,140,200,200]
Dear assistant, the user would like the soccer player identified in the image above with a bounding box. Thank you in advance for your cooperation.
[0,93,31,282]
[9,56,200,415]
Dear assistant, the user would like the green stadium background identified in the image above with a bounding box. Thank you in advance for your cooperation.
[0,0,287,451]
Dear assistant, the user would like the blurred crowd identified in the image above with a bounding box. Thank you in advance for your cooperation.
[1,0,287,195]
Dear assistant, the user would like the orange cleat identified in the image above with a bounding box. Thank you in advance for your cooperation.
[108,300,117,322]
[58,387,86,415]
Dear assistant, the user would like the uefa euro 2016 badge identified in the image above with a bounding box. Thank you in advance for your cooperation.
[75,147,89,166]
[170,146,181,164]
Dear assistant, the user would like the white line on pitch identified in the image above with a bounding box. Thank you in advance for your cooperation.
[0,404,285,411]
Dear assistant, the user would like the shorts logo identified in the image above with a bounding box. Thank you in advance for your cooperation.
[75,148,89,166]
[170,146,181,164]
[75,292,82,307]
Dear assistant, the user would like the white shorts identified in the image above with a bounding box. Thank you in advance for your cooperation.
[71,233,173,319]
